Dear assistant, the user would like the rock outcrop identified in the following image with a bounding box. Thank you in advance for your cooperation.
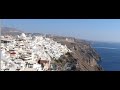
[51,36,103,71]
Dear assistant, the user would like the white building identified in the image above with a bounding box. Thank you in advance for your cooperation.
[1,33,72,71]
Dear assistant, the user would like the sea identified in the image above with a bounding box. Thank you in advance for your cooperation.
[90,41,120,71]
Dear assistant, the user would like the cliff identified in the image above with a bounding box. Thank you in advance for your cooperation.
[51,36,103,71]
[1,27,103,71]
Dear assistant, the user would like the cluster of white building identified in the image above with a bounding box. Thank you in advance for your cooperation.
[0,33,72,71]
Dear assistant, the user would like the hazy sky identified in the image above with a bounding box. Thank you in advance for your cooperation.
[2,19,120,42]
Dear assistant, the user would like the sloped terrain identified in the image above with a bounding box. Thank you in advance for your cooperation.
[1,27,103,71]
[51,37,103,71]
[1,27,24,35]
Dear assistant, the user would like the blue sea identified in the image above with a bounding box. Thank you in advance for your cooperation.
[91,42,120,71]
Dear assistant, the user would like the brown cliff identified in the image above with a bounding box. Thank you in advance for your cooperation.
[50,36,103,71]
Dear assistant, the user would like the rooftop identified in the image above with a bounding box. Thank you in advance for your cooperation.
[1,33,72,71]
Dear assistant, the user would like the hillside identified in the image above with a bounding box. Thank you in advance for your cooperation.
[51,37,103,71]
[1,27,24,35]
[1,27,103,71]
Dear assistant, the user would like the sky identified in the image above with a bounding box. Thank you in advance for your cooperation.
[2,19,120,43]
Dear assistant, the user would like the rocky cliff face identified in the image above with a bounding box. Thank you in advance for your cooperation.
[51,36,103,71]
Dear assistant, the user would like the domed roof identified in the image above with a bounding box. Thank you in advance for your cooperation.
[21,33,26,38]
